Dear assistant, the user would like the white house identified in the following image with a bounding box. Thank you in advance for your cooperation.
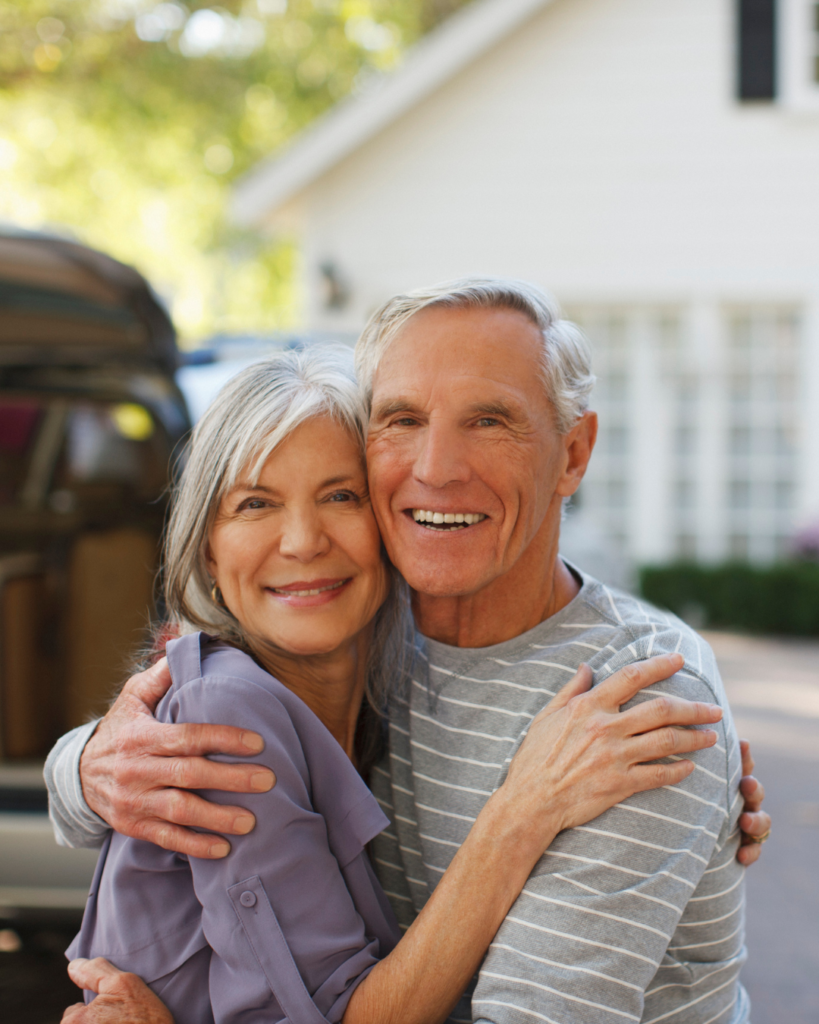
[231,0,819,572]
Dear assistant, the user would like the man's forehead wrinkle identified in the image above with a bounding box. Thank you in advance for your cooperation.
[372,376,540,420]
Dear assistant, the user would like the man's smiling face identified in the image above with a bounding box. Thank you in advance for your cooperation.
[366,304,587,600]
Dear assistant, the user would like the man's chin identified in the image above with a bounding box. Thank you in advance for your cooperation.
[401,563,497,600]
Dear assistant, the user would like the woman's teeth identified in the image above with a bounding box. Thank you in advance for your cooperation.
[272,580,346,597]
[411,510,487,530]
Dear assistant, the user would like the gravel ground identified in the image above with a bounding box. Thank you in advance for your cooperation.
[3,631,817,1023]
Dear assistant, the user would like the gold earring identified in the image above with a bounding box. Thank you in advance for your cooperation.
[211,582,226,608]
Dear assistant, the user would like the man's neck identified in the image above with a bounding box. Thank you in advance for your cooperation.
[411,548,581,649]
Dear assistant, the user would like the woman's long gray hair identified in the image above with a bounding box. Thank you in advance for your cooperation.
[162,345,413,741]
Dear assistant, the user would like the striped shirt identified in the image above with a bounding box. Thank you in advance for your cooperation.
[369,570,749,1024]
[45,568,749,1024]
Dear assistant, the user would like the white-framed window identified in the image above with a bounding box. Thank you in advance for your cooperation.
[723,305,800,562]
[565,302,802,569]
[780,0,819,108]
[566,308,632,558]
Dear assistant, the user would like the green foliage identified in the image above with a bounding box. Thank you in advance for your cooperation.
[640,561,819,636]
[0,0,473,342]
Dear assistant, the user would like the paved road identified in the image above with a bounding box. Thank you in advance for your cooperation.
[702,632,819,1024]
[2,632,817,1023]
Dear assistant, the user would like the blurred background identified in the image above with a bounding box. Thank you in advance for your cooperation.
[0,0,817,1021]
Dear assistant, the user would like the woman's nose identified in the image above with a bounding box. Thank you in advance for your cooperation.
[278,509,331,561]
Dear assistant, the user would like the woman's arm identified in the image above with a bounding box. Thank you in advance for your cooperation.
[343,653,721,1024]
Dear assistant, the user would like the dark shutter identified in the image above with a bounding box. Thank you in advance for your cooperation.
[737,0,777,101]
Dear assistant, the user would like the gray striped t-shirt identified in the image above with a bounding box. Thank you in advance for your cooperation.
[369,570,749,1024]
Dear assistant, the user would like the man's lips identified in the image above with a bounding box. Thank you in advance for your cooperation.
[405,508,488,531]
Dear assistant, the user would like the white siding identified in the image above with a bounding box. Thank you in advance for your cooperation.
[258,0,819,566]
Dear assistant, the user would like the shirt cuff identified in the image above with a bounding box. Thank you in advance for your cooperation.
[44,720,110,849]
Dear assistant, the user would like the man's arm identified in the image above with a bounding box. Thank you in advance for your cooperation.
[48,660,770,861]
[470,656,745,1024]
[45,721,109,849]
[45,658,275,859]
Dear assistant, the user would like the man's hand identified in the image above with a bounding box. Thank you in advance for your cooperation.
[79,657,275,858]
[737,738,771,866]
[62,958,173,1024]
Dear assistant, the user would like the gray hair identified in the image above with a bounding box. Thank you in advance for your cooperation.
[355,277,595,433]
[163,345,412,715]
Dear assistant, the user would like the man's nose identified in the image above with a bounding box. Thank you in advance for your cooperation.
[413,422,471,488]
[278,509,331,561]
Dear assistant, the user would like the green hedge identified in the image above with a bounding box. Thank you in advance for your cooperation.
[639,561,819,636]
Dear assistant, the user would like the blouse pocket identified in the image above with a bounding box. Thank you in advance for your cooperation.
[228,876,330,1024]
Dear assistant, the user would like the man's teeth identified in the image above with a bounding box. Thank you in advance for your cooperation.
[411,509,487,528]
[273,580,346,597]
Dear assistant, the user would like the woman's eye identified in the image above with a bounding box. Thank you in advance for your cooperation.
[241,498,268,511]
[328,491,355,503]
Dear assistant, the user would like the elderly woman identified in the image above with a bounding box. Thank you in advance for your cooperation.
[64,347,724,1024]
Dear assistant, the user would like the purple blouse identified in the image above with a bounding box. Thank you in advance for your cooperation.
[67,633,401,1024]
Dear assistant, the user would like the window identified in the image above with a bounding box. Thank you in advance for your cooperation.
[676,533,697,561]
[813,1,819,80]
[730,480,752,509]
[737,0,776,101]
[724,306,801,561]
[729,533,751,560]
[0,397,164,514]
[675,480,696,510]
[780,0,819,108]
[563,308,632,551]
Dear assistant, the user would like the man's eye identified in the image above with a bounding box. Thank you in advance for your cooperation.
[477,417,499,427]
[393,417,417,427]
[328,491,356,503]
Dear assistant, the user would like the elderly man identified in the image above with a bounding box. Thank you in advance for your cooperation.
[51,280,769,1023]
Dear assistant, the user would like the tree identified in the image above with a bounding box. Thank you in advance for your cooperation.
[0,0,472,342]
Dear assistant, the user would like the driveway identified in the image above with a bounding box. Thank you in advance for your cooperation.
[703,632,819,1024]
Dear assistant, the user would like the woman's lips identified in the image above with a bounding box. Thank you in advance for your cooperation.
[265,578,352,607]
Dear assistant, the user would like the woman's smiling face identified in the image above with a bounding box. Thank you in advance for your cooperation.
[206,415,389,659]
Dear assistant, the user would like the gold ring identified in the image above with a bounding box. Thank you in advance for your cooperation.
[746,828,771,845]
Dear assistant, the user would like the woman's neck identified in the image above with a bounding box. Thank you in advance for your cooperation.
[250,631,370,764]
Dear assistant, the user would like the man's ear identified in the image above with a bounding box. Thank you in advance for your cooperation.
[556,411,597,498]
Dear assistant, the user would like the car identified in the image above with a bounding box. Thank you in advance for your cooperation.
[0,227,190,915]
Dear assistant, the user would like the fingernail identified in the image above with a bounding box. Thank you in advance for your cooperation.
[709,704,723,718]
[250,770,274,792]
[242,731,264,754]
[234,813,255,834]
[705,729,718,743]
[209,841,230,857]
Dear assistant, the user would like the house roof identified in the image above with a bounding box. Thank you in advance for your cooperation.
[230,0,555,227]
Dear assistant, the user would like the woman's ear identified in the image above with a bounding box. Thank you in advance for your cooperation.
[204,538,217,579]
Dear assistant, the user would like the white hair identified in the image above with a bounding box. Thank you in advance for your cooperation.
[355,277,595,433]
[162,345,411,717]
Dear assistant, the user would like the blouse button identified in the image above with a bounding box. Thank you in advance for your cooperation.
[239,891,257,908]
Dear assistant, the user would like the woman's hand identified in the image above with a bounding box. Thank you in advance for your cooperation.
[62,958,173,1024]
[495,653,722,852]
